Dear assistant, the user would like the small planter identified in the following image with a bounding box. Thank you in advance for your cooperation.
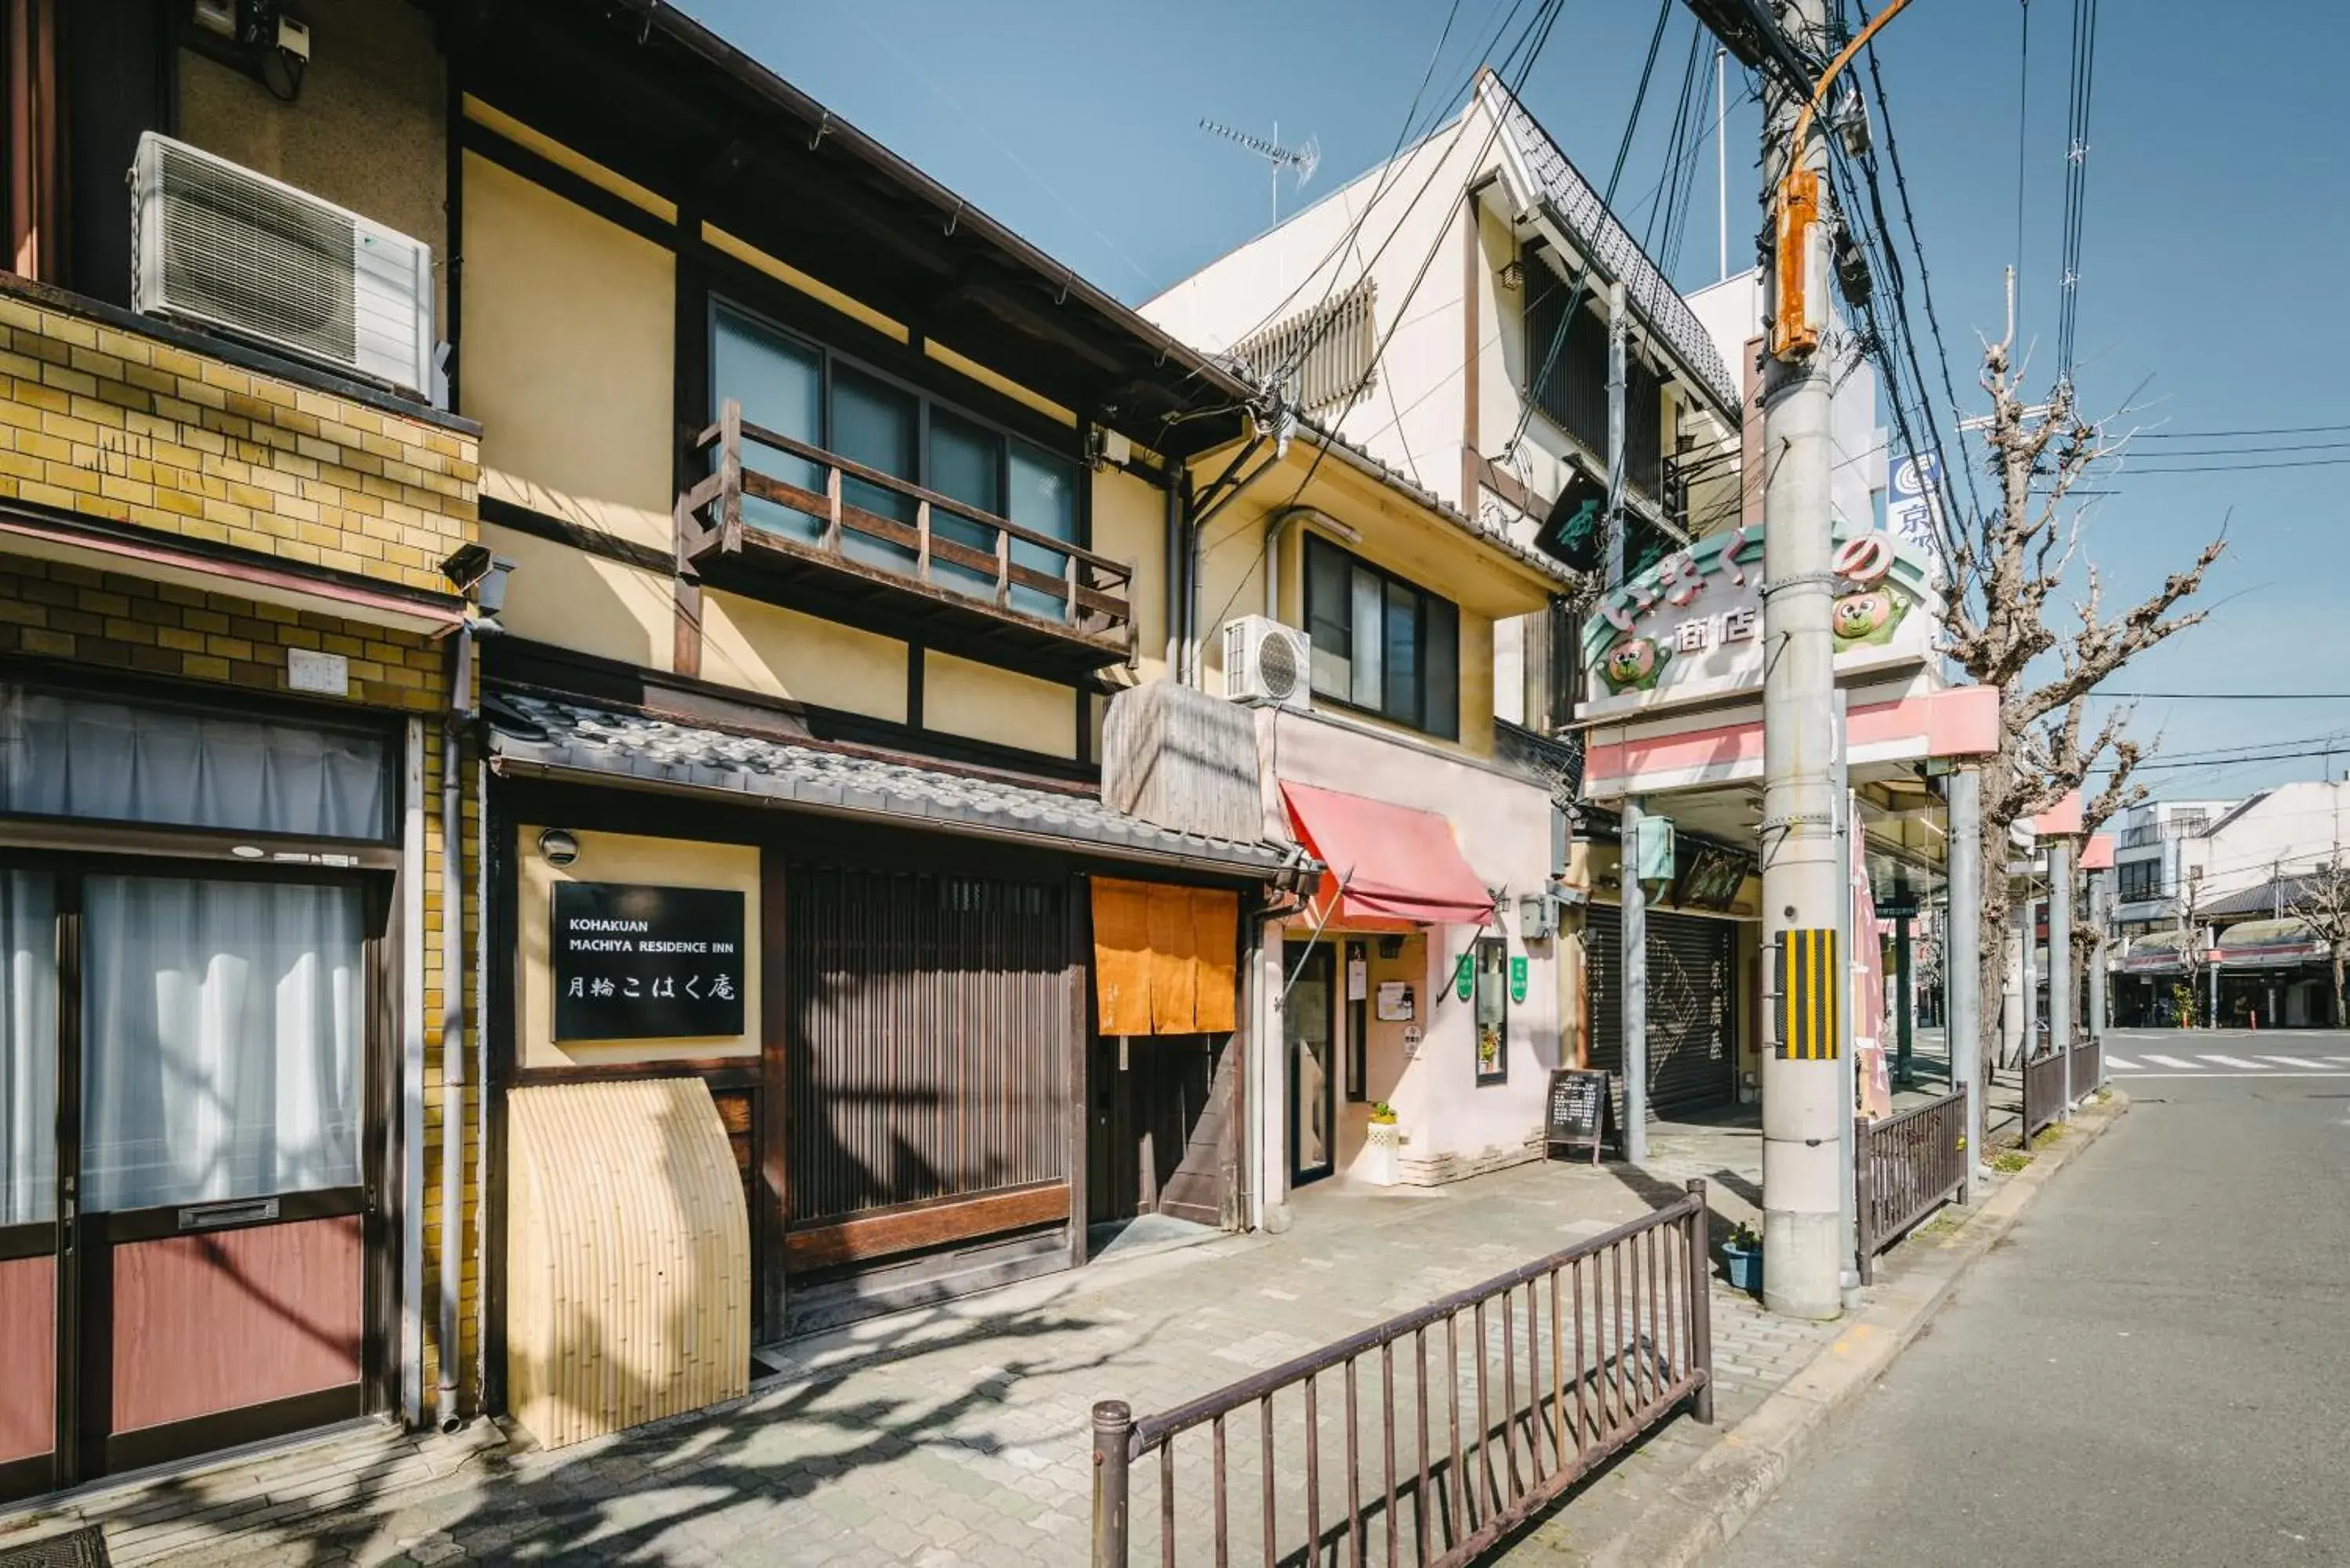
[1721,1241,1762,1294]
[1363,1119,1401,1187]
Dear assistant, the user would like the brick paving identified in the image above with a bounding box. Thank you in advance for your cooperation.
[0,1083,1991,1567]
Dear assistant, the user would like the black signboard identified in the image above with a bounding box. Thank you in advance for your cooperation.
[1546,1068,1612,1165]
[552,882,746,1042]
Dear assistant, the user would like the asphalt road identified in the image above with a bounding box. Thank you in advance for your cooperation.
[1712,1028,2350,1568]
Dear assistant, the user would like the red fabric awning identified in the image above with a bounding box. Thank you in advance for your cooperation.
[1282,781,1495,927]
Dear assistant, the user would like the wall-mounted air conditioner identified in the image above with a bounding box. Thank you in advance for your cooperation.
[132,132,435,398]
[1222,615,1311,712]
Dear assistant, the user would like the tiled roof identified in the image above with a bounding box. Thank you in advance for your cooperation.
[1296,417,1580,588]
[1482,78,1742,415]
[2204,873,2330,921]
[487,690,1301,876]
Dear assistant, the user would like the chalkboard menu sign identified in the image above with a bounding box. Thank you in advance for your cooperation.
[1546,1068,1612,1164]
[552,882,746,1041]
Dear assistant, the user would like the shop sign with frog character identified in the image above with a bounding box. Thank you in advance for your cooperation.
[1579,520,1942,719]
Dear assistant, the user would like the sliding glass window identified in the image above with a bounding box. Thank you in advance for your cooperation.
[1303,535,1460,740]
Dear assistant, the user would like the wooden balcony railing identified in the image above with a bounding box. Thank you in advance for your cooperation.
[678,401,1136,675]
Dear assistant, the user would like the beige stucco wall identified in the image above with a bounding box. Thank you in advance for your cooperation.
[923,652,1075,758]
[701,589,908,723]
[481,522,674,671]
[1256,707,1558,1184]
[515,826,761,1068]
[177,0,447,327]
[461,151,676,556]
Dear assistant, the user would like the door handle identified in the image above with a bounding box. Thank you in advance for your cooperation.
[178,1198,280,1230]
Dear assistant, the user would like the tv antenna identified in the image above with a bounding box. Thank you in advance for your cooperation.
[1200,118,1320,227]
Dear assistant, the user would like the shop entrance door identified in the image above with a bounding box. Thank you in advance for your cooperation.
[0,865,380,1497]
[1285,942,1336,1186]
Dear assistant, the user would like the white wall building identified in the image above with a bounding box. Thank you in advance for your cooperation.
[1142,69,1744,733]
[2106,797,2236,934]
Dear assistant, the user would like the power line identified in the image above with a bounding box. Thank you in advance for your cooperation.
[2053,0,2099,383]
[2136,421,2350,439]
[2120,455,2350,475]
[2097,692,2350,701]
[2119,439,2350,457]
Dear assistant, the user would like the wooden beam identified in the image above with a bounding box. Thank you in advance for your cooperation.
[782,1182,1072,1270]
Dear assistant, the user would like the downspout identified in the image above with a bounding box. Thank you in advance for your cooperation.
[1164,465,1186,678]
[472,744,491,1414]
[436,620,475,1433]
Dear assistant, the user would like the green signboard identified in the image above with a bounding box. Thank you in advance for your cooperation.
[1455,952,1474,1001]
[1509,955,1529,1003]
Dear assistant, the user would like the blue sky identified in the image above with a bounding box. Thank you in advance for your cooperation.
[682,0,2350,803]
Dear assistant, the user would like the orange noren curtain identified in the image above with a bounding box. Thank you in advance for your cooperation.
[1091,878,1152,1036]
[1091,878,1242,1035]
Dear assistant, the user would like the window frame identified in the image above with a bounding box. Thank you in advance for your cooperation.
[1300,533,1462,742]
[707,295,1087,555]
[1472,936,1509,1086]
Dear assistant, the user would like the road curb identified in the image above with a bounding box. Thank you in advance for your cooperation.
[1584,1089,2131,1568]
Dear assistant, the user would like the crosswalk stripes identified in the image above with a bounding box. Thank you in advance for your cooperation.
[2106,1050,2350,1075]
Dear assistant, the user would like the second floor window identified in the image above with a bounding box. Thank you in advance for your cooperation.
[710,301,1078,620]
[1303,535,1459,740]
[2116,859,2166,903]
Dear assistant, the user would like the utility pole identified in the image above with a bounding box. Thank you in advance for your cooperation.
[1757,0,1844,1321]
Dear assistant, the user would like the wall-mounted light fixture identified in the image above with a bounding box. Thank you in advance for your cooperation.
[537,829,580,868]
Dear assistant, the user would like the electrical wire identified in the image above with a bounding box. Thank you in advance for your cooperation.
[2136,421,2350,439]
[2053,0,2099,385]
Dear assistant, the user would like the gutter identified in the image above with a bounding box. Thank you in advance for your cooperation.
[436,621,475,1433]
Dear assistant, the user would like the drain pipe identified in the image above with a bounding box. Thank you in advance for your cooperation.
[436,619,475,1434]
[1163,464,1185,678]
[472,741,492,1414]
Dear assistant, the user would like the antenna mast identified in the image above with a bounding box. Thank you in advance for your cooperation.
[1200,118,1321,228]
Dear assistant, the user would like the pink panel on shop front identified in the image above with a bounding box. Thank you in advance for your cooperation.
[0,1255,55,1465]
[111,1216,363,1434]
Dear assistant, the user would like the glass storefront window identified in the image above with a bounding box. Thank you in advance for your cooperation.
[0,685,389,841]
[81,876,364,1212]
[1473,938,1509,1085]
[0,871,56,1226]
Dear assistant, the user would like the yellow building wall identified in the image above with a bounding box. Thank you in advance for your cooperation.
[515,827,761,1069]
[1093,466,1170,687]
[1195,494,1499,760]
[924,652,1076,758]
[700,589,908,723]
[479,522,674,672]
[461,152,676,557]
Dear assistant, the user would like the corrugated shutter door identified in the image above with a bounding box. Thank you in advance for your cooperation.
[1583,904,1734,1122]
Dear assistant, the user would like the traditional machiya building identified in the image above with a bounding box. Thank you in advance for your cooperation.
[0,0,1337,1482]
[0,0,482,1497]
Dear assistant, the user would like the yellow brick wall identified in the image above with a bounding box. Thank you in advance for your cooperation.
[0,287,478,594]
[0,553,486,1415]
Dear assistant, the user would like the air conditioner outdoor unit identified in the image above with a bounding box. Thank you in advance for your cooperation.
[132,132,435,399]
[1222,615,1311,711]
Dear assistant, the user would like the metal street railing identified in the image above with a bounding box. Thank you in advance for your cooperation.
[2070,1035,2104,1101]
[1090,1183,1714,1567]
[2022,1047,2069,1143]
[1854,1086,1969,1285]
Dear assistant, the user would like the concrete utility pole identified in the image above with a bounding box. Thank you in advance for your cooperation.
[1757,0,1845,1321]
[1622,796,1650,1162]
[2087,868,2109,1042]
[1948,768,1985,1197]
[2048,839,2073,1112]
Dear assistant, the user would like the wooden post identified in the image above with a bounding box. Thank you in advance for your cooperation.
[718,399,743,552]
[916,499,933,583]
[996,528,1013,606]
[1064,550,1081,626]
[822,466,844,555]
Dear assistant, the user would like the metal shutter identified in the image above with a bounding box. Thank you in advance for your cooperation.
[1585,904,1735,1122]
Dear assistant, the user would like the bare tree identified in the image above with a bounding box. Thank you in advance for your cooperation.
[1935,331,2225,1072]
[2287,849,2350,1028]
[2174,865,2211,1030]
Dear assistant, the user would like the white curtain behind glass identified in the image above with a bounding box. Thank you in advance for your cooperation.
[0,872,56,1226]
[82,876,363,1212]
[0,685,386,839]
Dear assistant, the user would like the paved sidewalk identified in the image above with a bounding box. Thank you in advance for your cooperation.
[0,1095,2004,1568]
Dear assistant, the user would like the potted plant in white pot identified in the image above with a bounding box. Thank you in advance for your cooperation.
[1363,1101,1402,1186]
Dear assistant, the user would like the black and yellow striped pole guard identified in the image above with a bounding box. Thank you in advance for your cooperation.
[1774,927,1839,1060]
